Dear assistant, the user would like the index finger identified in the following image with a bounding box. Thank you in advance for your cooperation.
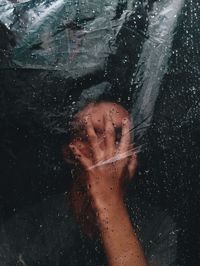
[84,115,103,161]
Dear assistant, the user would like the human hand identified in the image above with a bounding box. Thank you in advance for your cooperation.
[69,113,137,209]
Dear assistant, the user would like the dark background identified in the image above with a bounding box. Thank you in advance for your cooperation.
[0,1,200,265]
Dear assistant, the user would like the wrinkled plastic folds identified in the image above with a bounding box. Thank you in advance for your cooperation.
[0,2,200,264]
[1,0,134,75]
[0,0,199,188]
[0,0,189,140]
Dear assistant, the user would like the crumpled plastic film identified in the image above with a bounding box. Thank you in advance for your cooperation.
[0,0,137,77]
[0,2,200,265]
[131,0,185,138]
[0,0,199,192]
[0,0,188,140]
[0,0,149,136]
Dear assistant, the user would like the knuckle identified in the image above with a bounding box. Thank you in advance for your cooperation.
[89,134,97,141]
[106,128,114,135]
[87,127,94,134]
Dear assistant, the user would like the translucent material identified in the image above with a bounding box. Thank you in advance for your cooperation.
[0,1,199,265]
[1,0,197,140]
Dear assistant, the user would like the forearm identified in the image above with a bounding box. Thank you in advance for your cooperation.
[96,199,148,266]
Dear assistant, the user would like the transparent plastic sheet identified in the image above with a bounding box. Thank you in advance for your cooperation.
[0,0,189,138]
[0,0,137,75]
[0,0,200,265]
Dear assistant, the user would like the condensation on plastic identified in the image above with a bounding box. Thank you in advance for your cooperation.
[0,0,187,141]
[0,2,200,264]
[131,0,184,135]
[0,0,134,75]
[0,0,199,178]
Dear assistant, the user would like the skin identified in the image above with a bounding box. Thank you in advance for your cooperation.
[63,102,148,266]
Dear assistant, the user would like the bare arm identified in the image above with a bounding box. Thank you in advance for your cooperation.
[96,198,148,266]
[69,114,148,266]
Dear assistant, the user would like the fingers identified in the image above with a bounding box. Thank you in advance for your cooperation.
[62,144,75,165]
[69,144,92,169]
[84,115,103,161]
[119,118,131,154]
[104,113,115,158]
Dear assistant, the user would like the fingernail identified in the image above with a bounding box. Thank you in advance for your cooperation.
[69,143,74,149]
[123,118,128,125]
[104,113,111,120]
[84,115,91,123]
[83,116,87,123]
[132,152,136,158]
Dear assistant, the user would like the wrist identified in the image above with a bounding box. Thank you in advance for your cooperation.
[94,196,126,225]
[92,193,124,211]
[88,182,124,209]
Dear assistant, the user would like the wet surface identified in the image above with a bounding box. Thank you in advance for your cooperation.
[0,0,200,265]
